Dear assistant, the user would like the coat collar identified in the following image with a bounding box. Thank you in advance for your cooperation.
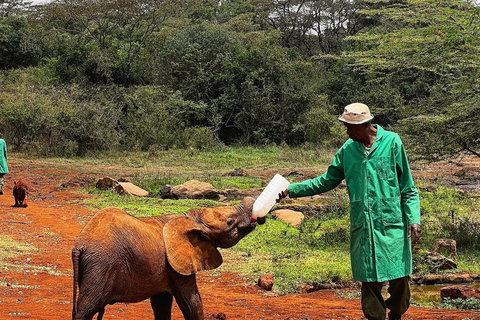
[352,124,384,155]
[368,124,383,155]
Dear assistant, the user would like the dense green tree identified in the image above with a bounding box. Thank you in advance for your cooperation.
[0,16,45,68]
[331,0,480,159]
[0,69,123,155]
[2,0,479,157]
[39,0,199,85]
[146,22,336,145]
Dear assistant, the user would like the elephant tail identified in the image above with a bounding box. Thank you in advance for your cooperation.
[72,247,82,319]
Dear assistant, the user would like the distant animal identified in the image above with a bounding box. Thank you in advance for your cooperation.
[12,181,29,208]
[72,197,257,320]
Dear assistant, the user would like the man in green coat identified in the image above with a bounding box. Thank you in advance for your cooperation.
[0,134,8,195]
[277,103,421,320]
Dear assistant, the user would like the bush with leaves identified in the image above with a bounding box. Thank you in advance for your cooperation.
[0,70,122,156]
[122,87,220,150]
[0,16,44,69]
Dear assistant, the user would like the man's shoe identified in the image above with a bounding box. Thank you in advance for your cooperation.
[0,184,3,195]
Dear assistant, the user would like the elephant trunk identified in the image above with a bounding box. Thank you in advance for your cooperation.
[235,197,255,220]
[237,196,266,225]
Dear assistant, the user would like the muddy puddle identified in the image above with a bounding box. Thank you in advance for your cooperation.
[410,283,480,305]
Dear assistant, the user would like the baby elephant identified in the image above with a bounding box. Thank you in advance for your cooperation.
[72,197,257,320]
[12,181,29,208]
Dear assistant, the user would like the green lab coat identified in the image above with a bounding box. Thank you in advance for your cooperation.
[289,125,420,282]
[0,139,7,174]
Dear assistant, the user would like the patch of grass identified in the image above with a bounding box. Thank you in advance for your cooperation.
[415,182,480,255]
[136,175,264,195]
[0,235,37,266]
[455,252,480,274]
[440,297,480,310]
[82,188,225,217]
[222,218,352,294]
[17,146,333,174]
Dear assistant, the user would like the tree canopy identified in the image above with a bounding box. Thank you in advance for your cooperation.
[0,0,479,159]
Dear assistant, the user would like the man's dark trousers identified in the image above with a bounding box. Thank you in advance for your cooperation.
[361,276,410,320]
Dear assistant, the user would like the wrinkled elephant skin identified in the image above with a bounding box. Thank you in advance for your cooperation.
[72,197,256,320]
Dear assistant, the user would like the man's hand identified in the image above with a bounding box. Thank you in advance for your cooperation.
[276,188,289,203]
[408,224,421,245]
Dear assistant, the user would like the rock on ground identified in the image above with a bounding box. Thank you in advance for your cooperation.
[171,180,219,199]
[258,274,274,291]
[273,209,304,226]
[441,285,480,300]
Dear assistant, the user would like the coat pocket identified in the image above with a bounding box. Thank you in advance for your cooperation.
[376,156,395,179]
[381,196,402,226]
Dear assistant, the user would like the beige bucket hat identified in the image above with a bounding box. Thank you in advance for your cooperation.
[338,103,374,125]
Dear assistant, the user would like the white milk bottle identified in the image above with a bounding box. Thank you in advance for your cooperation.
[252,174,290,221]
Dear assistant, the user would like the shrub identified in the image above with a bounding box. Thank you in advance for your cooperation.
[0,71,122,156]
[440,297,480,310]
[450,217,480,251]
[122,87,221,150]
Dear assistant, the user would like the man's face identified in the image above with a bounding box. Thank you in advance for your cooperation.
[343,122,369,141]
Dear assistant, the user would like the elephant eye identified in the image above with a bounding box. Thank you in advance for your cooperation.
[226,218,235,226]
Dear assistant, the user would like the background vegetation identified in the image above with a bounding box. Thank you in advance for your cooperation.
[1,0,479,159]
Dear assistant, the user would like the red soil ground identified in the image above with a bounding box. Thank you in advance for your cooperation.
[1,157,479,320]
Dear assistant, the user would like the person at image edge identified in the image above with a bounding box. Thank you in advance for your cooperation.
[0,132,8,195]
[277,103,421,320]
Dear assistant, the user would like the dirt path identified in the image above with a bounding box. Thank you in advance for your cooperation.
[1,158,479,320]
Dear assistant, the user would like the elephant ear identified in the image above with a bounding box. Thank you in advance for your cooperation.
[163,215,222,276]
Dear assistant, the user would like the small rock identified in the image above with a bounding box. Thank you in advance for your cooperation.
[207,313,226,320]
[421,274,444,285]
[160,185,174,198]
[171,180,219,199]
[258,273,274,291]
[61,174,96,188]
[432,239,457,257]
[444,273,473,284]
[420,185,437,192]
[441,285,480,300]
[96,177,148,197]
[96,177,118,190]
[273,209,304,226]
[425,252,457,271]
[115,182,149,197]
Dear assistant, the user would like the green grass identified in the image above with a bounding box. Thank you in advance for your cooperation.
[223,218,352,294]
[414,181,480,272]
[22,145,332,174]
[83,187,226,217]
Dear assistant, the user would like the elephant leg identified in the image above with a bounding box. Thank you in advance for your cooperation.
[96,308,105,320]
[171,274,204,320]
[150,292,173,320]
[73,304,104,320]
[73,289,107,320]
